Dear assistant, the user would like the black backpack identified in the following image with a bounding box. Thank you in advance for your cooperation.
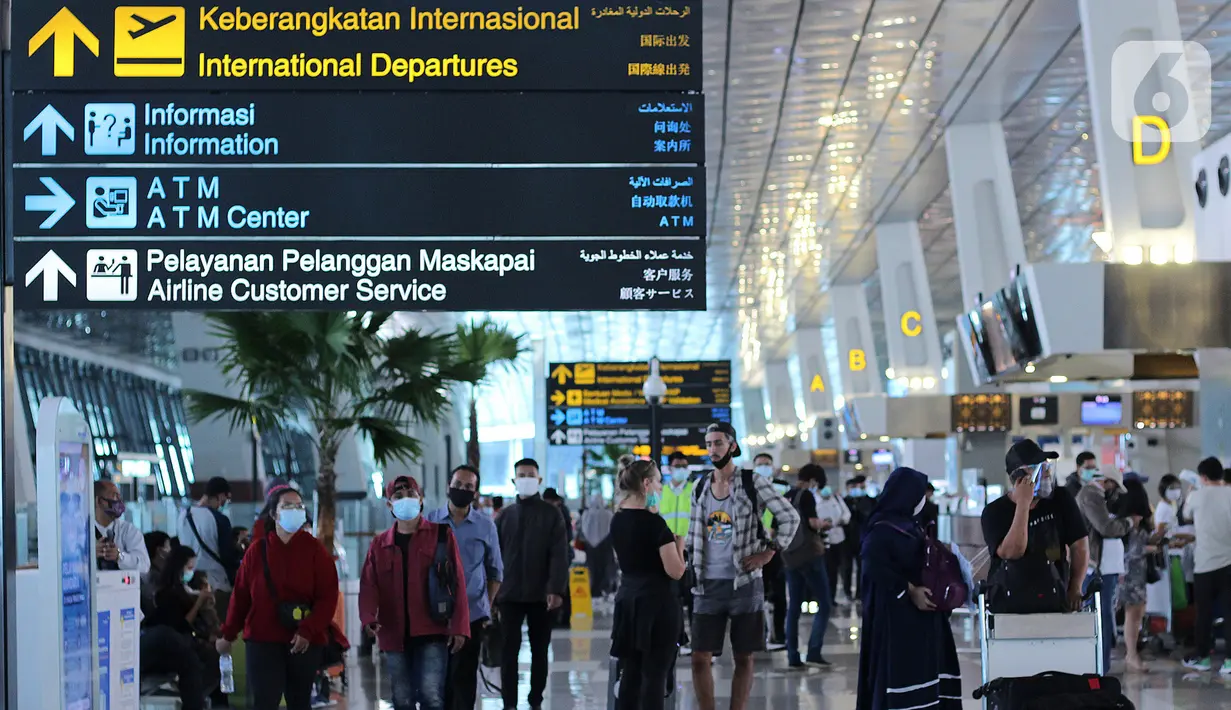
[973,672,1134,710]
[693,470,808,559]
[986,519,1067,614]
[426,524,457,626]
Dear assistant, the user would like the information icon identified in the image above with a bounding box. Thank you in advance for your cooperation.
[86,249,139,302]
[86,177,139,229]
[84,104,137,156]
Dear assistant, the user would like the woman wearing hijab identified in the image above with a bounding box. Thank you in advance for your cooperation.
[580,494,617,597]
[856,468,961,710]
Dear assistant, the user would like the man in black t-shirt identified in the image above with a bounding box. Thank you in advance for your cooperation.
[981,439,1090,612]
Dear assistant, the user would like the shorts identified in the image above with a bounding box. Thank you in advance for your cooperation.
[691,577,765,655]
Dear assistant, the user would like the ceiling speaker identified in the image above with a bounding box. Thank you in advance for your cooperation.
[1196,168,1209,208]
[1219,156,1229,197]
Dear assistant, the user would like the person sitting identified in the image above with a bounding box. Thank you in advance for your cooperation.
[147,545,221,695]
[139,544,209,710]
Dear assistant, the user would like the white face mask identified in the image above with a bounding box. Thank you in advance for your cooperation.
[515,477,541,498]
[754,465,774,478]
[1166,488,1182,501]
[912,497,927,516]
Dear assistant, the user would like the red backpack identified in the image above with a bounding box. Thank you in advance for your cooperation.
[878,522,968,612]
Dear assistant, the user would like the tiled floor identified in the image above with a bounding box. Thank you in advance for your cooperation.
[330,605,1231,709]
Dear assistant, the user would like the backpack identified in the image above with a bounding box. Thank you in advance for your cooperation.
[973,672,1133,710]
[426,524,457,626]
[693,470,810,561]
[986,517,1067,614]
[780,488,826,569]
[878,522,968,612]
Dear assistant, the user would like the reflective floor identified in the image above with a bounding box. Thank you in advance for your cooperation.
[329,605,1230,710]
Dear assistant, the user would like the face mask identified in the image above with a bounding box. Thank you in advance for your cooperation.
[448,488,476,509]
[820,486,832,498]
[1036,477,1055,499]
[773,483,790,496]
[646,491,661,509]
[754,465,773,478]
[1080,469,1098,482]
[277,508,306,533]
[912,497,927,516]
[103,497,126,518]
[182,570,195,585]
[392,498,421,521]
[849,488,865,498]
[1166,488,1182,501]
[515,477,541,497]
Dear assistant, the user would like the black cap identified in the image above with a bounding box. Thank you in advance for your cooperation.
[1005,439,1059,473]
[706,421,738,440]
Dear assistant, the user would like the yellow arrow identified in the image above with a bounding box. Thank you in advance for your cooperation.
[550,391,566,406]
[550,364,572,385]
[29,8,99,78]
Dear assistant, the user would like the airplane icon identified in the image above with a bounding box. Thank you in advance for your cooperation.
[128,13,176,39]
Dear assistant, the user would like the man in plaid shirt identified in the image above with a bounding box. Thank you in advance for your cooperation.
[686,422,800,710]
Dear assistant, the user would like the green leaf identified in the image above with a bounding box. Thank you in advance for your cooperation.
[357,416,423,465]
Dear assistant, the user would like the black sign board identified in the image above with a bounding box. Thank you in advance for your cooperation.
[14,238,704,311]
[14,93,704,164]
[1018,395,1059,427]
[13,2,702,91]
[546,360,731,448]
[13,168,704,238]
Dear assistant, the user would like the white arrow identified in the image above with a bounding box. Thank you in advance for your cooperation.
[549,429,567,444]
[25,250,77,302]
[23,105,74,157]
[25,177,75,229]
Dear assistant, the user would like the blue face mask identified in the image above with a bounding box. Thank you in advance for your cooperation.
[1080,468,1098,482]
[754,465,774,478]
[392,497,421,521]
[182,570,195,585]
[849,488,865,497]
[646,491,661,509]
[277,508,307,533]
[820,486,833,498]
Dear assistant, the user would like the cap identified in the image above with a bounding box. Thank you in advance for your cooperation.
[384,475,420,499]
[1123,470,1149,484]
[1096,466,1127,492]
[1005,439,1060,473]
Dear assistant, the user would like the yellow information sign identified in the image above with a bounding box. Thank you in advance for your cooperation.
[569,566,593,630]
[810,375,825,392]
[114,6,186,77]
[574,362,596,385]
[565,389,583,406]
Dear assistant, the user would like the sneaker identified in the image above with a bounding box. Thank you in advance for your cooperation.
[787,659,806,669]
[679,646,693,657]
[1183,656,1212,672]
[766,642,787,652]
[1219,663,1231,677]
[806,655,831,667]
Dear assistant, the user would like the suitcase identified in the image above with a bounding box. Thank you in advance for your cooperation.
[972,672,1133,710]
[607,656,679,710]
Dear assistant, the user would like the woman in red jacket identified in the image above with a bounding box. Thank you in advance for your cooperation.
[216,485,338,710]
[359,475,469,710]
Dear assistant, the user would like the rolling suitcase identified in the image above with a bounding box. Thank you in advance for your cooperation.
[607,656,679,710]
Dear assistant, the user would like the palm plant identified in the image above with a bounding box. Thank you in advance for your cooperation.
[184,312,485,551]
[455,317,528,470]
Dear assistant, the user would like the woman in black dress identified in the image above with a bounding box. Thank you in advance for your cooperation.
[857,467,961,710]
[609,454,687,710]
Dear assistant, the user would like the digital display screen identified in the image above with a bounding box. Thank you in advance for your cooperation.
[844,449,862,465]
[1081,395,1123,426]
[1019,395,1059,426]
[951,393,1012,432]
[871,449,894,467]
[59,442,93,710]
[1132,390,1194,429]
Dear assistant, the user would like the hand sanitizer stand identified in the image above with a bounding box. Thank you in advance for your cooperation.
[22,397,141,710]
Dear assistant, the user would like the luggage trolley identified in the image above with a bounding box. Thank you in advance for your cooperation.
[977,593,1105,709]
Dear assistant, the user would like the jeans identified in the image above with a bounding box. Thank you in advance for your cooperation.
[1193,564,1231,658]
[616,642,677,710]
[140,625,206,710]
[785,557,831,664]
[245,641,323,710]
[385,641,449,710]
[825,542,845,602]
[499,601,553,708]
[1083,572,1119,672]
[446,620,487,710]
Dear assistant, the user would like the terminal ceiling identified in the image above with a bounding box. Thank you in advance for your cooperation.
[495,0,1231,372]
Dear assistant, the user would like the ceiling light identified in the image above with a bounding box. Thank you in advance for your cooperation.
[909,377,922,389]
[855,463,864,471]
[885,367,895,379]
[1175,242,1194,264]
[1149,245,1170,265]
[879,436,890,443]
[1024,363,1036,374]
[1090,230,1113,254]
[922,377,936,389]
[1121,245,1144,265]
[941,367,949,379]
[860,433,868,440]
[1049,375,1068,384]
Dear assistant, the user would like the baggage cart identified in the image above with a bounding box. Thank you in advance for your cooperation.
[977,592,1104,709]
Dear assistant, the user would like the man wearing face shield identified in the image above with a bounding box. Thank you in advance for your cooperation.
[981,440,1089,615]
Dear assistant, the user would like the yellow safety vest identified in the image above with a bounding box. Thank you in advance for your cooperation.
[659,482,695,536]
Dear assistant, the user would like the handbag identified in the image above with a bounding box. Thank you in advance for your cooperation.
[973,672,1132,710]
[261,539,313,631]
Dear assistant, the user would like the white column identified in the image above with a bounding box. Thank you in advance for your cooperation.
[793,327,836,417]
[945,122,1029,308]
[875,221,943,389]
[1079,0,1205,264]
[763,359,799,428]
[830,284,884,397]
[741,385,770,437]
[532,338,548,466]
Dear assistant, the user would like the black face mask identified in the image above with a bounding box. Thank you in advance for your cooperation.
[712,450,733,470]
[448,487,476,509]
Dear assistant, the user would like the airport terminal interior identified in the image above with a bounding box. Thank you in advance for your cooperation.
[8,0,1231,708]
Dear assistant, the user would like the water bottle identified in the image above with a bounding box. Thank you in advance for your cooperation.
[219,653,234,694]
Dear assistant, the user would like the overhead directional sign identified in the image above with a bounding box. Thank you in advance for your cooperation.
[13,94,703,164]
[546,360,732,450]
[14,2,702,91]
[9,2,705,311]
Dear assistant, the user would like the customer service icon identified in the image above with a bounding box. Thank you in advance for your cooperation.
[86,177,138,229]
[86,249,139,302]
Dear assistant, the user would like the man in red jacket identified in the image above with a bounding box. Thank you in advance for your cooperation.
[360,475,469,710]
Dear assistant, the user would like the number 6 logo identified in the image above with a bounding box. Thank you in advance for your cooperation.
[1111,41,1213,146]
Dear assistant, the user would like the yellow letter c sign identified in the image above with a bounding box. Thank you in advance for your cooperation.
[901,311,922,337]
